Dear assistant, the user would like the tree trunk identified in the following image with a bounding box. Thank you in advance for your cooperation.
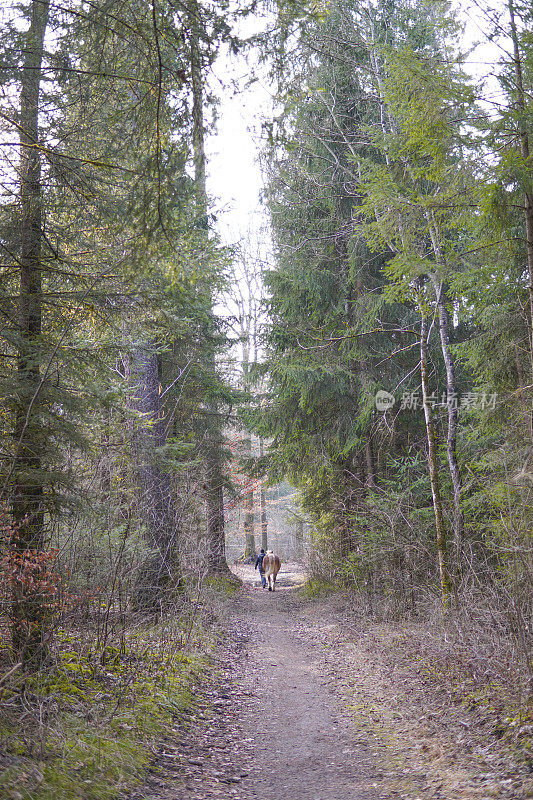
[188,0,229,574]
[128,344,181,610]
[243,457,256,561]
[295,517,304,560]
[373,15,463,571]
[424,207,464,567]
[365,436,376,487]
[420,311,452,610]
[509,0,533,439]
[190,0,205,196]
[11,0,50,668]
[241,339,255,561]
[424,224,464,567]
[204,425,229,574]
[260,481,268,552]
[432,278,464,564]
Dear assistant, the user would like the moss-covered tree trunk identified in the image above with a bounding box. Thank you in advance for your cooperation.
[189,0,230,575]
[128,344,182,610]
[11,0,50,668]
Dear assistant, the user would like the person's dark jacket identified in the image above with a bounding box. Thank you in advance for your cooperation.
[254,552,265,571]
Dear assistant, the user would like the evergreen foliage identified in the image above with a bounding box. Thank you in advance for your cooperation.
[0,0,239,662]
[260,0,532,684]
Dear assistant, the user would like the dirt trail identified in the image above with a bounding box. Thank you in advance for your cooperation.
[128,564,531,800]
[235,573,379,799]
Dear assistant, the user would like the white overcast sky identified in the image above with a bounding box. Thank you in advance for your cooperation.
[206,13,273,250]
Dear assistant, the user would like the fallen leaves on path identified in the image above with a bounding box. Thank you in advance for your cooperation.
[124,581,532,800]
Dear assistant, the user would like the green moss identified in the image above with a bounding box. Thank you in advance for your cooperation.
[299,577,335,598]
[0,632,208,800]
[204,573,242,597]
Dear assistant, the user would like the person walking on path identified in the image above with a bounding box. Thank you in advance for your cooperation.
[255,548,267,588]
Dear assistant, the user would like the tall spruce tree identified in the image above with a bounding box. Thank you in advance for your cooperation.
[0,0,237,657]
[187,0,234,576]
[261,0,475,604]
[10,0,51,665]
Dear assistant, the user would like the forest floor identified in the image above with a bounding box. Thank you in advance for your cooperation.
[126,564,532,800]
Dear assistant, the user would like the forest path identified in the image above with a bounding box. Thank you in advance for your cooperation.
[128,564,380,800]
[128,565,530,800]
[230,566,380,799]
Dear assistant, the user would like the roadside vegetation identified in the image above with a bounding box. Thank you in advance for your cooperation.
[0,612,210,800]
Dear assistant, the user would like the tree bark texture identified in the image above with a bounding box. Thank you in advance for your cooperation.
[188,0,229,573]
[128,344,181,609]
[420,312,452,610]
[509,0,533,440]
[11,0,50,667]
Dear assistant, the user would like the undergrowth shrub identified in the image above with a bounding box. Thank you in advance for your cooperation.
[0,609,210,800]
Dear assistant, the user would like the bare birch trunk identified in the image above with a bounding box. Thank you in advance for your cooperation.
[426,214,465,565]
[420,312,452,610]
[432,278,464,564]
